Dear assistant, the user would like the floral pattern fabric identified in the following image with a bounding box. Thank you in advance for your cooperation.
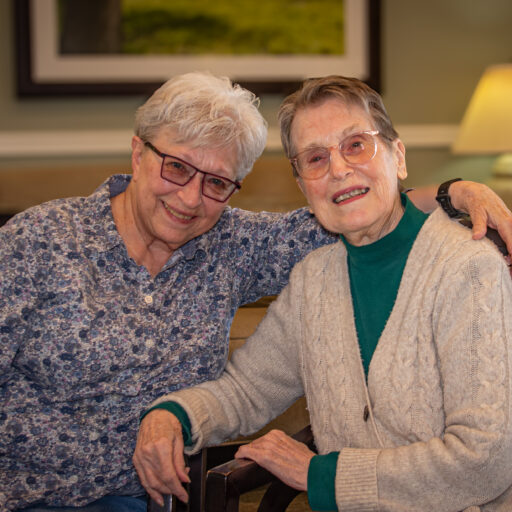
[0,174,333,510]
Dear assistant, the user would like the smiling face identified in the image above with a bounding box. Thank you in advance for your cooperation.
[291,98,407,246]
[128,130,238,252]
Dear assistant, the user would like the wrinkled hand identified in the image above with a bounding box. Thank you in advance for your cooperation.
[133,409,190,506]
[450,181,512,255]
[235,430,314,491]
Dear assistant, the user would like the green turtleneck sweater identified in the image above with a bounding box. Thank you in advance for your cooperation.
[342,193,428,377]
[308,194,427,510]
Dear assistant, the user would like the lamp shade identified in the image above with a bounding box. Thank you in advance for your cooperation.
[452,64,512,154]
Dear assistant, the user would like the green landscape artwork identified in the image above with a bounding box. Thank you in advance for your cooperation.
[120,0,345,55]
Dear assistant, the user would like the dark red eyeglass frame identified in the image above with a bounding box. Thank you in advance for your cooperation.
[144,141,241,202]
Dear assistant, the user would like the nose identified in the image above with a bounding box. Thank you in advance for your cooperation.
[176,172,203,208]
[328,147,353,180]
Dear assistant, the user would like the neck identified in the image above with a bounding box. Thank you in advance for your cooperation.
[343,194,405,247]
[111,187,173,278]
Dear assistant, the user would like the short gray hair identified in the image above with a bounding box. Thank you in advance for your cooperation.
[135,71,268,180]
[278,75,399,173]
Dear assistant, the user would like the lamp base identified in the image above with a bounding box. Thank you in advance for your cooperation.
[486,154,512,209]
[492,153,512,176]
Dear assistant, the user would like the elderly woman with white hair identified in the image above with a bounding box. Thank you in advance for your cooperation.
[2,71,511,512]
[135,76,512,511]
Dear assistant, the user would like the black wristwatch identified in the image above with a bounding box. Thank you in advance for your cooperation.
[436,178,464,218]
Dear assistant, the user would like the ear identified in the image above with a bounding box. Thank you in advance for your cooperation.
[394,139,407,181]
[131,136,144,180]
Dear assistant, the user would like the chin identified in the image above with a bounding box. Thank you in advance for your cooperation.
[327,215,371,235]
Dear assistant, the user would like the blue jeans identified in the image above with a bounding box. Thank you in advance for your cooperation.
[18,495,147,512]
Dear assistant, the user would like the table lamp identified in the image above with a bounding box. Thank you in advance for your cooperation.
[452,64,512,176]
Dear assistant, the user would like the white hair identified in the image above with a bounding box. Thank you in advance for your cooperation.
[134,71,268,181]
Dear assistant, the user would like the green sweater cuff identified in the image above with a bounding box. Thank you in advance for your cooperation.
[307,452,339,511]
[140,401,193,446]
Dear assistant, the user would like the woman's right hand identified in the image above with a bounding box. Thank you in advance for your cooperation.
[133,409,190,506]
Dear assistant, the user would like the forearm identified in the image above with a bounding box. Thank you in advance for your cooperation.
[150,280,305,451]
[336,418,512,511]
[406,180,494,215]
[230,207,331,302]
[406,180,478,214]
[153,339,304,451]
[406,184,439,213]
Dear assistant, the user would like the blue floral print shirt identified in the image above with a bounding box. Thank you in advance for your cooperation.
[0,174,334,510]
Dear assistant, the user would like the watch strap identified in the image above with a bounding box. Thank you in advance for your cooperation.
[436,178,463,218]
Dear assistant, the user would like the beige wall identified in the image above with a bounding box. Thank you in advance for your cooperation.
[1,0,511,213]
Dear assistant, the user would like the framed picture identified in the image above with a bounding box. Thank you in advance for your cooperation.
[14,0,380,97]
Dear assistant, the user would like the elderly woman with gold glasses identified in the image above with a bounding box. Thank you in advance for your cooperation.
[136,76,512,511]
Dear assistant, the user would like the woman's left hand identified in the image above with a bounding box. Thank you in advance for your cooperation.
[234,429,315,491]
[450,181,512,254]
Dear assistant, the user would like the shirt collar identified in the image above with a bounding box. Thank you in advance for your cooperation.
[82,174,130,253]
[161,211,227,269]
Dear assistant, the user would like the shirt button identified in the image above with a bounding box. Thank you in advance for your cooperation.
[144,295,153,305]
[363,405,369,422]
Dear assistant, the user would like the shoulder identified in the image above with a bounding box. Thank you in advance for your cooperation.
[4,196,96,235]
[2,197,82,235]
[416,208,508,279]
[1,177,114,248]
[424,209,503,256]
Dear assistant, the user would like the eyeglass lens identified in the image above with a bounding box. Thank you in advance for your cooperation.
[162,155,236,201]
[295,132,377,179]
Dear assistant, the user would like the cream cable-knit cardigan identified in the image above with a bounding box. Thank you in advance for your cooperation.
[153,209,512,511]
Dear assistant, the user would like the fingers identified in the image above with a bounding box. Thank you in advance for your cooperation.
[234,430,313,491]
[468,201,512,255]
[133,409,190,505]
[235,430,281,464]
[449,181,512,255]
[172,435,191,484]
[134,433,189,504]
[469,213,488,241]
[494,217,512,256]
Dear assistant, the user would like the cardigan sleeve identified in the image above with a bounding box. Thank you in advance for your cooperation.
[308,452,339,510]
[148,261,308,453]
[335,249,512,511]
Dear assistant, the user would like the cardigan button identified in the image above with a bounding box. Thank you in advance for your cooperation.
[363,405,369,422]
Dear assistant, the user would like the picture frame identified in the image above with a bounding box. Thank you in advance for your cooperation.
[14,0,380,97]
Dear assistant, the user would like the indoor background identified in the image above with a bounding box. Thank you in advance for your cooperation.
[0,0,511,216]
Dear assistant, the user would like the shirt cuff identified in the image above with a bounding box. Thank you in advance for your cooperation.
[307,452,339,511]
[140,401,193,446]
